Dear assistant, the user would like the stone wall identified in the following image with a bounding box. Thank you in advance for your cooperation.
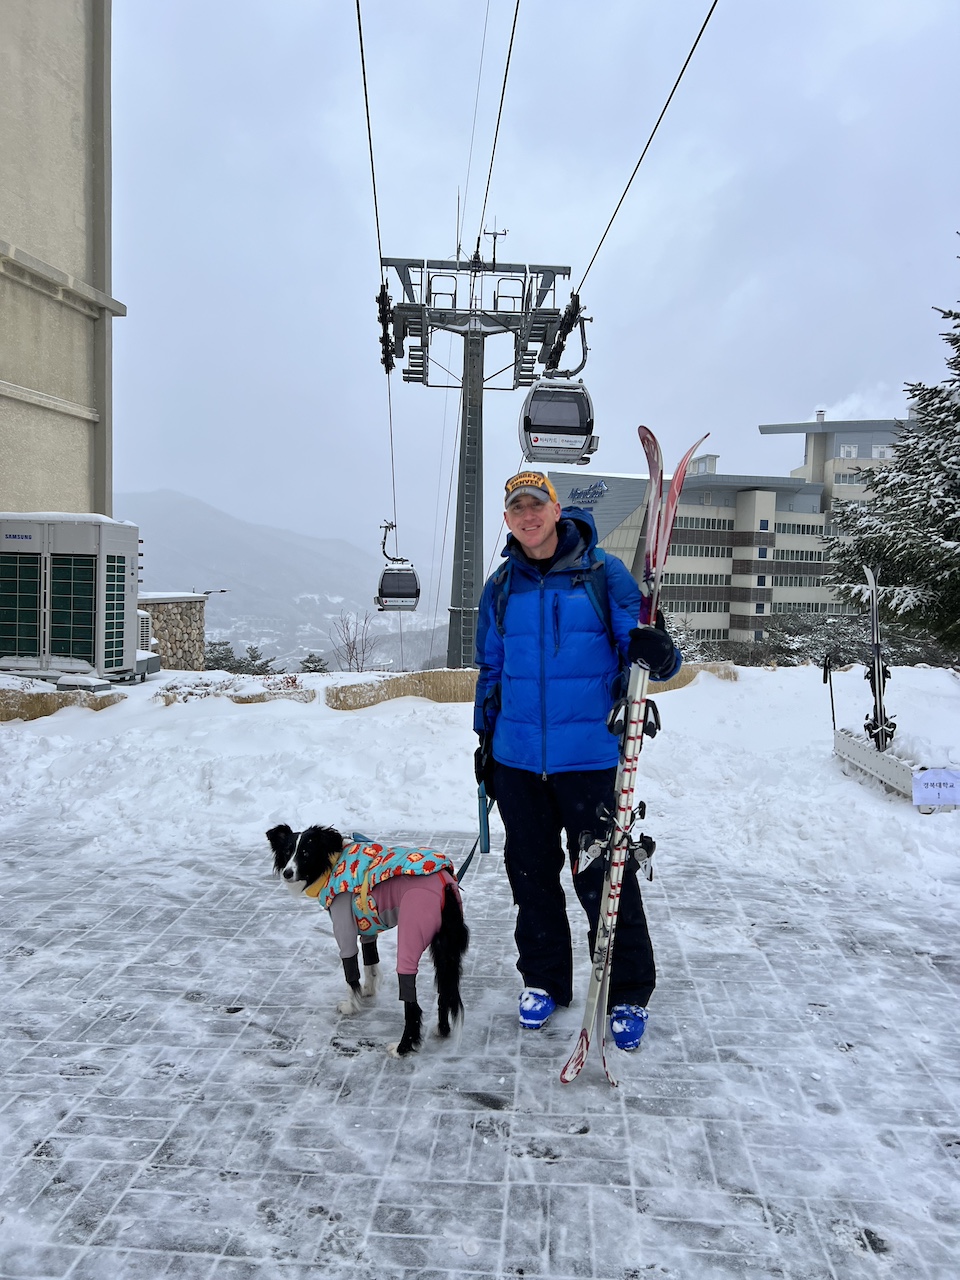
[323,662,738,711]
[0,685,124,722]
[139,597,206,671]
[324,669,480,711]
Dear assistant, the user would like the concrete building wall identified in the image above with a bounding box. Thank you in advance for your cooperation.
[0,0,124,516]
[1,0,95,278]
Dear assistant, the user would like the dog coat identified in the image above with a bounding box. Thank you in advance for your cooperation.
[302,841,455,936]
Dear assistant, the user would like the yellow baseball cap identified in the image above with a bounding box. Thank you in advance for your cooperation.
[504,471,558,508]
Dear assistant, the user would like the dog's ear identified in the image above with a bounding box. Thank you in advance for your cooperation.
[266,825,295,869]
[312,826,346,859]
[266,823,293,849]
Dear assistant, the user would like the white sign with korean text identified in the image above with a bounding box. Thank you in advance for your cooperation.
[912,769,960,806]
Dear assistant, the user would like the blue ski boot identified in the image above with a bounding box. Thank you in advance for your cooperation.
[610,1004,648,1051]
[519,988,556,1029]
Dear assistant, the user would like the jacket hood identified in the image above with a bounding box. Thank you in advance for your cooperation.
[502,504,600,568]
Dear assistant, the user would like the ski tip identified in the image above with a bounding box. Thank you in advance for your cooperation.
[599,1040,620,1088]
[560,1031,590,1084]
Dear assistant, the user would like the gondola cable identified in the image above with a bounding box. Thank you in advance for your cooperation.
[457,0,493,261]
[473,0,521,262]
[355,0,416,662]
[355,0,386,279]
[576,0,720,293]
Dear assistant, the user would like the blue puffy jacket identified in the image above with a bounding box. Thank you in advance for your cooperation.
[473,509,681,775]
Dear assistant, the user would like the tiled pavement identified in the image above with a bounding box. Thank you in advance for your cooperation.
[1,824,959,1279]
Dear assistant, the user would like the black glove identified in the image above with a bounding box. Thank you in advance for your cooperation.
[627,624,677,679]
[474,730,497,801]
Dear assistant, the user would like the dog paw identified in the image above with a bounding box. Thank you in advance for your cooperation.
[387,1038,421,1058]
[361,964,381,999]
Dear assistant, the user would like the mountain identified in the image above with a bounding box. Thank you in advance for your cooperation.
[113,490,448,671]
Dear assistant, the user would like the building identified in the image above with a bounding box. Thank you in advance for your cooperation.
[759,410,902,518]
[547,412,904,644]
[0,0,124,515]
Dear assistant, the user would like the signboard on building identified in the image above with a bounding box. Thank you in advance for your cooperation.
[546,472,648,543]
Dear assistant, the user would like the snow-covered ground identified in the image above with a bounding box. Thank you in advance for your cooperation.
[2,664,957,883]
[1,664,958,1278]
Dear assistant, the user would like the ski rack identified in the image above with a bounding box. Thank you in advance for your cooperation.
[832,728,957,814]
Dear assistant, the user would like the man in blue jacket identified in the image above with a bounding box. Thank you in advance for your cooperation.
[474,470,681,1051]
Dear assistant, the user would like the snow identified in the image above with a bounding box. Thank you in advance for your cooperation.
[1,664,958,1278]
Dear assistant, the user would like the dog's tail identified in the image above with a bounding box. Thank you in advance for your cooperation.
[431,877,469,1037]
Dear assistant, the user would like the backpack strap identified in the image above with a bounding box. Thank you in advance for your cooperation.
[493,548,617,652]
[579,549,618,653]
[492,560,512,637]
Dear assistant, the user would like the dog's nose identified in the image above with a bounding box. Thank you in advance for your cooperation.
[282,867,295,880]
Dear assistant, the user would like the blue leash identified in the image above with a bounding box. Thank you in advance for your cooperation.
[456,785,494,883]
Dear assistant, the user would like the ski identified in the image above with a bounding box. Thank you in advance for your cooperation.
[560,427,708,1086]
[863,565,896,752]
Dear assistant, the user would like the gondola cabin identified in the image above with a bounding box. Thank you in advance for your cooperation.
[519,378,598,466]
[375,565,420,612]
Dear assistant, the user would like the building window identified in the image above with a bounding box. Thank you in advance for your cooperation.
[754,630,764,641]
[661,600,730,615]
[872,444,895,460]
[756,575,766,586]
[839,444,857,459]
[758,546,767,559]
[700,492,712,506]
[775,522,825,536]
[773,548,824,562]
[755,603,764,614]
[661,572,732,586]
[668,544,732,559]
[759,519,769,531]
[673,517,734,531]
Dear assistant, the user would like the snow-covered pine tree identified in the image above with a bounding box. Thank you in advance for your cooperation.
[202,640,279,674]
[825,306,960,644]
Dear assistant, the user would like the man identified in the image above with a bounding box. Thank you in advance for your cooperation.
[473,470,681,1051]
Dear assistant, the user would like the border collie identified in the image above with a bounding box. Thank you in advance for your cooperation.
[266,823,468,1057]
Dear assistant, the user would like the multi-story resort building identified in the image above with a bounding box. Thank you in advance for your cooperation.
[547,412,903,644]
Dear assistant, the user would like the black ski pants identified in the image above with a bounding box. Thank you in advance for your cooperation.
[493,762,656,1011]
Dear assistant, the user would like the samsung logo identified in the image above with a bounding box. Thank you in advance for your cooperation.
[4,533,33,540]
[567,480,609,505]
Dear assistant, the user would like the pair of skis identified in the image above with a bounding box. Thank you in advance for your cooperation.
[560,426,708,1086]
[863,565,896,752]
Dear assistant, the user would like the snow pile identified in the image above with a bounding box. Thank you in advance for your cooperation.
[0,674,54,693]
[0,664,956,889]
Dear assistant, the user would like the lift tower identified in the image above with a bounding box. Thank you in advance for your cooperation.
[380,255,571,668]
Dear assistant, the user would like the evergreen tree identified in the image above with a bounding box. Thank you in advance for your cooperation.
[239,645,277,675]
[204,639,239,671]
[662,612,707,662]
[826,306,960,643]
[203,640,278,674]
[300,652,330,673]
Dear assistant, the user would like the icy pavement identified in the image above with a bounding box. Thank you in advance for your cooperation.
[2,820,959,1280]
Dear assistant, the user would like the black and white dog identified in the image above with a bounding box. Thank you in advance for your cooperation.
[266,823,469,1057]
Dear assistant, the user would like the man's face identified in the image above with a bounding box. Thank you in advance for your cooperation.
[504,495,562,559]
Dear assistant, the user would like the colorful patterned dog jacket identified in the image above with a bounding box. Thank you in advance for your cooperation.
[302,841,455,936]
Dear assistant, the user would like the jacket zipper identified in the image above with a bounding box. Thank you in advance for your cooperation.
[539,577,548,778]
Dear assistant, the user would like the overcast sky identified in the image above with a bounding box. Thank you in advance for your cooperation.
[111,0,959,597]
